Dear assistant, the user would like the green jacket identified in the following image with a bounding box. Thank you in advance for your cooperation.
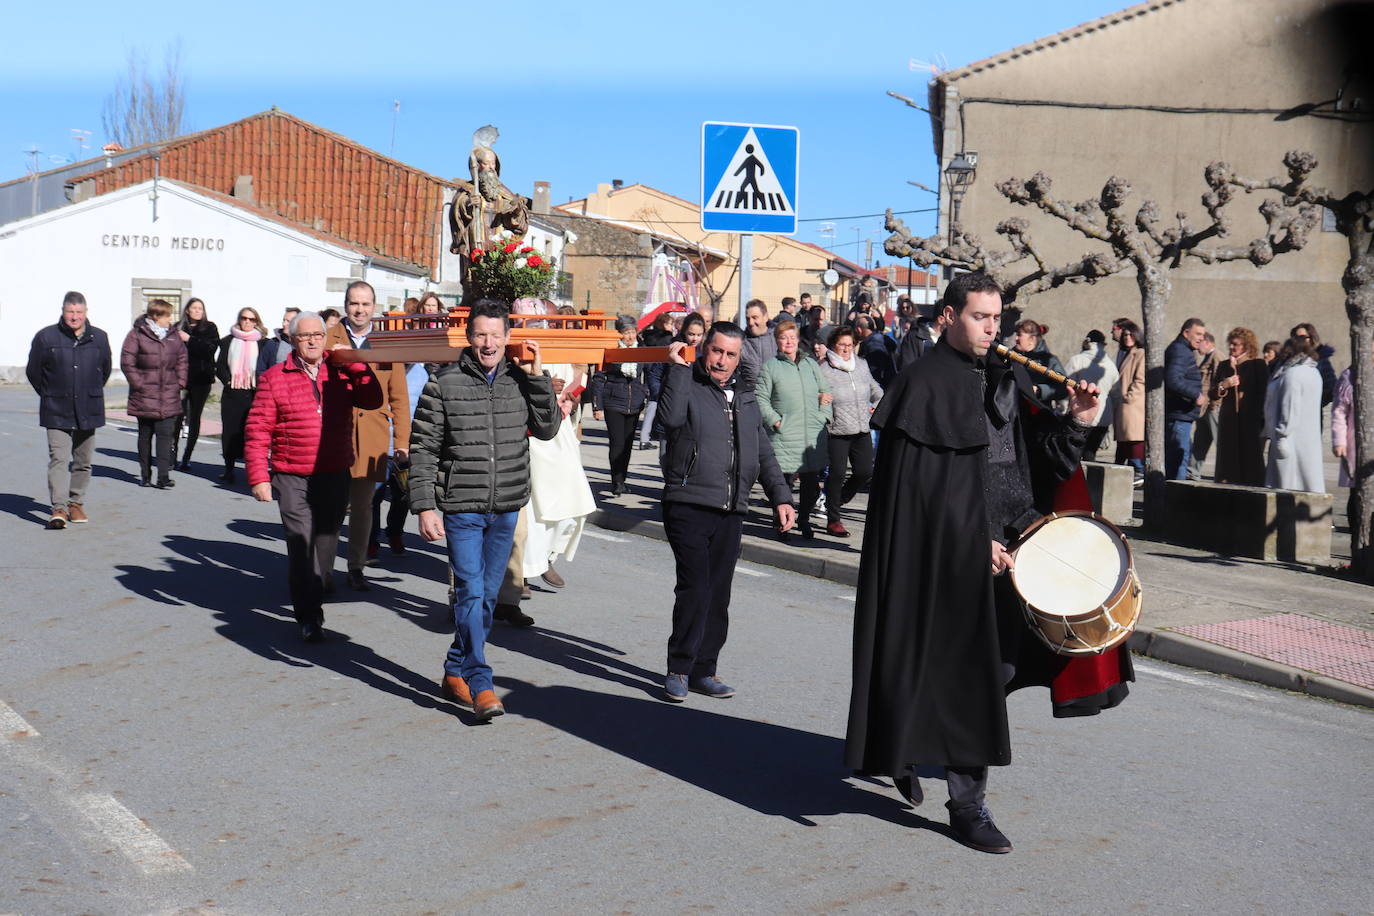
[757,353,832,474]
[408,349,560,515]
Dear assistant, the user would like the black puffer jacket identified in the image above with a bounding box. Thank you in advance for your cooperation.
[657,361,791,514]
[26,320,113,430]
[408,348,560,515]
[590,367,648,415]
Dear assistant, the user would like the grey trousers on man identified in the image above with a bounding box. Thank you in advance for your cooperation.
[272,470,350,625]
[47,428,96,510]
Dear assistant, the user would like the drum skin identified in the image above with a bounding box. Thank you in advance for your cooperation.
[1010,511,1143,656]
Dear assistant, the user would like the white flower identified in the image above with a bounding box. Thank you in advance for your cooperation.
[515,258,528,268]
[500,229,514,239]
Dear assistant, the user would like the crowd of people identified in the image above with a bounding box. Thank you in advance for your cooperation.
[22,279,1368,854]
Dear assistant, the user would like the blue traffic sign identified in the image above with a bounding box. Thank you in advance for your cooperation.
[701,122,799,234]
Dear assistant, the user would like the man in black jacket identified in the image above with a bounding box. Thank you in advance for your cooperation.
[410,301,560,722]
[657,323,795,703]
[26,291,112,529]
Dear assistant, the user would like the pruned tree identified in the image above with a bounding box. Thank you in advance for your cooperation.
[101,41,187,149]
[1214,153,1374,578]
[885,154,1318,522]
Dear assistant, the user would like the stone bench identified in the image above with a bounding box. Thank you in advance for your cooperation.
[1081,461,1135,526]
[1164,480,1333,565]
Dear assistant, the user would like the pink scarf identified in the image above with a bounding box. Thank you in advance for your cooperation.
[229,325,262,389]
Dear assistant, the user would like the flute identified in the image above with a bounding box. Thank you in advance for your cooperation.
[994,343,1091,395]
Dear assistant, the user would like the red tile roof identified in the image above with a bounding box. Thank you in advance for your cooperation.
[66,109,454,274]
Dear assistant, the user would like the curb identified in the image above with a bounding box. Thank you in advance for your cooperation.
[1128,628,1374,709]
[591,506,1374,710]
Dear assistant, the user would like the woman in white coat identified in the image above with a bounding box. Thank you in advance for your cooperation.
[1264,336,1326,493]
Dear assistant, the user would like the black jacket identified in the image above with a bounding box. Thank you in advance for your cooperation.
[408,349,560,515]
[26,320,113,430]
[181,321,220,387]
[656,361,791,514]
[590,367,649,415]
[859,334,897,389]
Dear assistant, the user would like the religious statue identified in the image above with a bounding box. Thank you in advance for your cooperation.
[449,126,531,269]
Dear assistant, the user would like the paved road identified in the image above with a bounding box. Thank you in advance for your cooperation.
[1,391,1370,915]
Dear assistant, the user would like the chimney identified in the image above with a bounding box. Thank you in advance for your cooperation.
[101,142,122,169]
[611,179,624,191]
[233,174,255,205]
[533,180,550,214]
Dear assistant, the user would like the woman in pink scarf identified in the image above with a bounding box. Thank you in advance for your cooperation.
[214,307,266,483]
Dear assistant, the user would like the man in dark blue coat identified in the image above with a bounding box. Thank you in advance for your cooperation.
[26,292,112,529]
[1164,318,1208,480]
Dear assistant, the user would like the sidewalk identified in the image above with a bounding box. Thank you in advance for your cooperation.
[576,420,1374,710]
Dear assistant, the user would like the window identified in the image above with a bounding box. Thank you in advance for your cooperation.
[139,288,184,319]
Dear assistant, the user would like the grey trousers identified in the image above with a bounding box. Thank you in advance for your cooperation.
[345,476,376,573]
[46,428,96,510]
[273,471,349,625]
[945,766,989,811]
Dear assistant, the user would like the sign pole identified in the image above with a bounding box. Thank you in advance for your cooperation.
[737,233,753,326]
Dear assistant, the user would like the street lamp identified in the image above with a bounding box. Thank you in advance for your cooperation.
[943,151,977,231]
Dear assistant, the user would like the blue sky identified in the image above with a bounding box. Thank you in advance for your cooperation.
[3,0,1127,258]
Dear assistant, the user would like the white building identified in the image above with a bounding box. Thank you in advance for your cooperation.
[0,178,437,378]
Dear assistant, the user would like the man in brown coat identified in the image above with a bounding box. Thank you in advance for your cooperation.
[326,281,411,590]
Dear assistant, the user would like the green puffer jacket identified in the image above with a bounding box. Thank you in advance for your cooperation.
[408,349,560,515]
[756,353,832,474]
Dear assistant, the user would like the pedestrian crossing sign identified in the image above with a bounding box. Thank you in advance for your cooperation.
[701,122,799,235]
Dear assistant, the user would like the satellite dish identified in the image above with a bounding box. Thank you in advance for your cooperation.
[821,268,839,288]
[472,125,500,149]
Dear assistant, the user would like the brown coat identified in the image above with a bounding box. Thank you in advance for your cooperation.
[326,323,411,481]
[121,320,188,420]
[1113,347,1145,442]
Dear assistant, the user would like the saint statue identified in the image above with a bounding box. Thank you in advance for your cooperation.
[449,126,531,271]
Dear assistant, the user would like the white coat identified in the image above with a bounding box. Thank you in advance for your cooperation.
[1263,358,1326,493]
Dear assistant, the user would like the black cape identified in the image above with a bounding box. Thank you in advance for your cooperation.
[844,339,1108,775]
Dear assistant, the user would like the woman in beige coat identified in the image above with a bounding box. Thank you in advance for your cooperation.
[1112,320,1145,485]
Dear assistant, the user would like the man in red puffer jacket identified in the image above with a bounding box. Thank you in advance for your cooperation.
[245,311,383,642]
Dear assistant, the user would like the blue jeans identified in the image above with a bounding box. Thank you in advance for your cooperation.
[442,511,519,693]
[1165,419,1194,481]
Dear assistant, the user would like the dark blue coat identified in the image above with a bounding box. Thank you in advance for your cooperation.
[1164,336,1202,422]
[26,320,113,430]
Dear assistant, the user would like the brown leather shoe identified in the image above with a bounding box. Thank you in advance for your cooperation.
[67,504,89,524]
[540,565,566,589]
[440,674,473,710]
[46,507,69,530]
[473,689,505,722]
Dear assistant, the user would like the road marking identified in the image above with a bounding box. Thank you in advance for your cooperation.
[735,567,770,578]
[74,793,193,875]
[1136,659,1273,701]
[0,699,40,738]
[583,530,627,542]
[835,595,856,601]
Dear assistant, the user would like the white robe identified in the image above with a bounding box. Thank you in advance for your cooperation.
[521,364,596,577]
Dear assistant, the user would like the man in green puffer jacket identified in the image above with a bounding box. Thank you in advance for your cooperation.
[409,300,560,722]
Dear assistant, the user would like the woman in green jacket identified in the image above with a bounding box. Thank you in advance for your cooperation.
[757,319,833,538]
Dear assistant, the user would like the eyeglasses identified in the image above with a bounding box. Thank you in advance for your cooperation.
[294,332,326,341]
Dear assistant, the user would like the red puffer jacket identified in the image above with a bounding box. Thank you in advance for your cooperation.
[244,353,383,484]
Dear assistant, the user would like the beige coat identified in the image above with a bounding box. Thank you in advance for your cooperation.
[326,323,411,481]
[1113,347,1146,442]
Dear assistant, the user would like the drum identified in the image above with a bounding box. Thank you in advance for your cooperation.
[1009,510,1142,656]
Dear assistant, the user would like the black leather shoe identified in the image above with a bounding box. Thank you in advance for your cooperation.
[948,805,1012,854]
[346,569,370,591]
[494,603,535,628]
[300,623,325,643]
[218,469,235,483]
[155,479,175,489]
[893,770,924,807]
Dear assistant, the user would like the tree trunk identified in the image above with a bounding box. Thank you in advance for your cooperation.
[1343,229,1374,579]
[1137,262,1172,528]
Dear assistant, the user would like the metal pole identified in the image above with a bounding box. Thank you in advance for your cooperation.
[737,233,753,326]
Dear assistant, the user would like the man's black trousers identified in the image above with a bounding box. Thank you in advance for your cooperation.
[663,501,743,678]
[272,470,350,625]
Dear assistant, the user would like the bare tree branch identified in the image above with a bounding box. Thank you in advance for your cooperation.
[101,40,187,148]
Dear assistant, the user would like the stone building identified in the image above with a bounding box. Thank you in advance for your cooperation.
[922,0,1372,361]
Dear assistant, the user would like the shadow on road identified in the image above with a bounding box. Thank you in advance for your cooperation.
[494,675,952,835]
[112,532,464,720]
[489,625,663,700]
[0,491,52,526]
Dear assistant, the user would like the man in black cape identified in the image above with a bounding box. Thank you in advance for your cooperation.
[845,271,1131,854]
